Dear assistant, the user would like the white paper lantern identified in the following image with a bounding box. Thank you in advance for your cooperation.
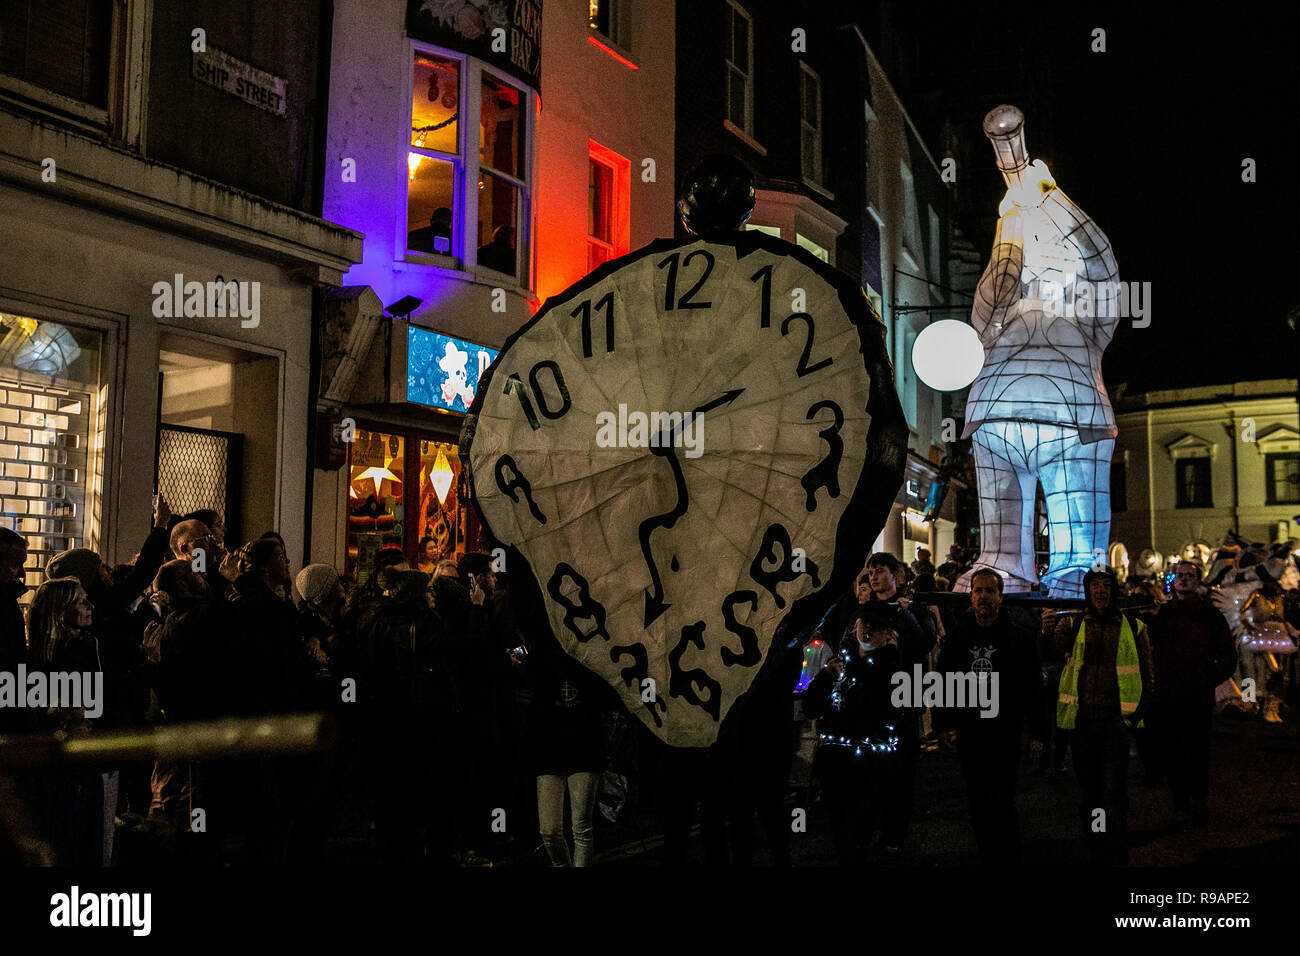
[911,320,985,391]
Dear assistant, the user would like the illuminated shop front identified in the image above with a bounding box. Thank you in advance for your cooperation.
[323,318,499,585]
[0,313,108,589]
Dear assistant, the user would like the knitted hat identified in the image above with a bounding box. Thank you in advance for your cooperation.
[46,548,103,591]
[295,563,339,606]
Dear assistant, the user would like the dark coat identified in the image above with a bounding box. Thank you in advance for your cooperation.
[802,640,903,746]
[523,651,608,776]
[1148,595,1237,709]
[229,571,313,714]
[156,597,239,722]
[935,608,1047,742]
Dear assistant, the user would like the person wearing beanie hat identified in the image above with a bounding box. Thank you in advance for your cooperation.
[296,564,342,609]
[46,548,109,593]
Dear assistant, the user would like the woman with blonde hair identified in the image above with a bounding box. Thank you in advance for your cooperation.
[27,576,103,866]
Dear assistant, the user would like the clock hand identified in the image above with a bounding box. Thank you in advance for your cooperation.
[638,388,745,628]
[692,387,744,416]
[638,442,687,628]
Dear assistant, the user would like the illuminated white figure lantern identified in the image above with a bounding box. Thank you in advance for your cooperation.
[954,106,1120,598]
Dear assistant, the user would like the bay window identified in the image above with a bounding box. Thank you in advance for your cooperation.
[406,45,533,286]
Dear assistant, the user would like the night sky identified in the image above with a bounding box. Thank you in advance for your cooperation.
[869,2,1300,394]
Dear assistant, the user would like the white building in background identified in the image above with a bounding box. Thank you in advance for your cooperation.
[1109,378,1300,577]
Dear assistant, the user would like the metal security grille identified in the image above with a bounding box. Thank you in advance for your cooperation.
[156,425,242,546]
[0,379,92,584]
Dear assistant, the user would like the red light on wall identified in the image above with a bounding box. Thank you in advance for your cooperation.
[586,36,639,70]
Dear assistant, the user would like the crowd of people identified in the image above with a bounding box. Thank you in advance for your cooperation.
[2,502,1298,867]
[802,548,1299,866]
[0,497,615,868]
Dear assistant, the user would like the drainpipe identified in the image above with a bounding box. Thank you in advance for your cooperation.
[1146,408,1155,554]
[1224,409,1240,532]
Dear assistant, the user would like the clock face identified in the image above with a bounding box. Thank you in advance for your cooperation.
[463,231,905,747]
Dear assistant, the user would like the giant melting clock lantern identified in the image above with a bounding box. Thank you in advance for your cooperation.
[462,156,907,748]
[954,105,1121,599]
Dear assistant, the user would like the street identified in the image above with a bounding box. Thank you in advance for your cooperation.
[595,708,1300,867]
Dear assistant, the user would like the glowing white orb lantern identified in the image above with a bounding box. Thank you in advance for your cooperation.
[911,320,985,391]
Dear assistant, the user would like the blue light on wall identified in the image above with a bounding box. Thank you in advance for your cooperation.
[407,325,499,412]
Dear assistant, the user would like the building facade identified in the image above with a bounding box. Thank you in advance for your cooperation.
[314,0,674,580]
[0,0,357,583]
[671,2,961,566]
[1109,379,1300,577]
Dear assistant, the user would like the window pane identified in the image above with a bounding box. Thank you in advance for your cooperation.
[417,438,462,571]
[727,69,746,127]
[478,172,518,275]
[589,159,612,243]
[730,10,748,72]
[1270,454,1300,504]
[803,74,818,126]
[347,429,405,585]
[0,314,104,583]
[588,242,611,272]
[796,234,828,262]
[481,73,523,179]
[0,0,113,107]
[590,0,610,35]
[407,154,456,254]
[412,53,460,154]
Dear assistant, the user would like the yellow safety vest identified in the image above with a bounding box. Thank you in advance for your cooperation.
[1057,614,1144,729]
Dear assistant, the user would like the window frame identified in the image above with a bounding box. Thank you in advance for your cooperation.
[1175,456,1213,509]
[586,141,631,272]
[0,0,150,147]
[724,0,754,139]
[589,0,630,52]
[402,41,535,291]
[1265,451,1300,505]
[799,62,822,187]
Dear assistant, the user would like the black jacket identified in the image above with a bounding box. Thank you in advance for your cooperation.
[523,650,608,775]
[802,640,903,747]
[229,571,314,714]
[0,580,30,732]
[156,597,239,722]
[935,609,1047,742]
[1148,595,1237,709]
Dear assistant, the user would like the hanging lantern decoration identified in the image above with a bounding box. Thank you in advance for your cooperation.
[429,446,455,505]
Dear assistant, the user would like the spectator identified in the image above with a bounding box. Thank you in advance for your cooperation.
[802,602,903,864]
[1147,560,1236,827]
[863,551,932,859]
[1047,568,1154,865]
[417,536,439,576]
[27,577,102,866]
[0,529,29,729]
[934,568,1045,864]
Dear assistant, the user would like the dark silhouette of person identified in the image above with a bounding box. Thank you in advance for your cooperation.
[477,224,515,275]
[409,207,453,254]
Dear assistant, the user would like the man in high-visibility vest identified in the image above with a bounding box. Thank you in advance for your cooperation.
[1043,568,1153,865]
